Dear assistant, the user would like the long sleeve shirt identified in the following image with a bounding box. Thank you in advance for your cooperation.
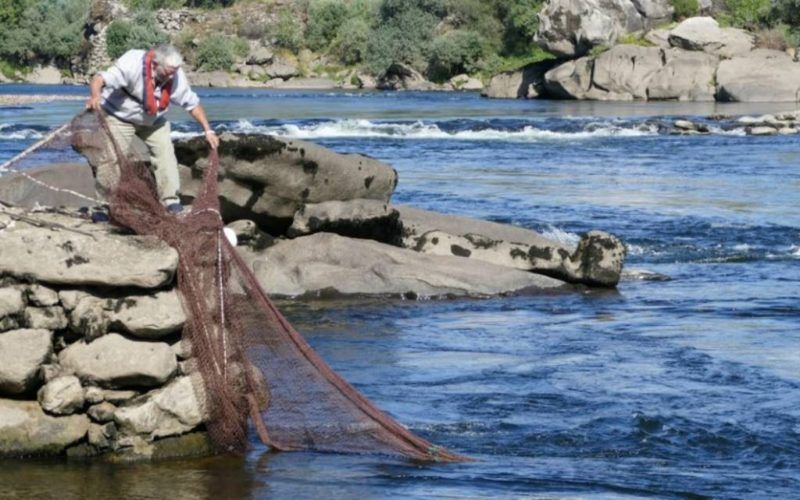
[99,49,200,127]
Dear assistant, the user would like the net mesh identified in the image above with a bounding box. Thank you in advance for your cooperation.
[11,111,464,461]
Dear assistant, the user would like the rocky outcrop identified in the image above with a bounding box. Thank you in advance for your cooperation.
[536,0,672,58]
[481,60,559,99]
[397,206,625,287]
[245,232,568,298]
[377,63,438,91]
[543,44,721,101]
[668,16,753,58]
[175,133,398,233]
[0,211,178,288]
[716,50,800,102]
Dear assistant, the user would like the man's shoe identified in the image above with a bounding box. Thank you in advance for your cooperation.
[166,203,183,214]
[91,211,109,223]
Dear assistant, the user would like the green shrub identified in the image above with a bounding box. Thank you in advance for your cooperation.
[125,0,184,10]
[105,12,169,60]
[671,0,699,19]
[496,0,544,56]
[723,0,771,29]
[330,17,371,65]
[271,7,304,53]
[427,30,488,81]
[195,34,241,70]
[365,0,442,75]
[0,0,90,64]
[306,0,349,51]
[772,0,800,26]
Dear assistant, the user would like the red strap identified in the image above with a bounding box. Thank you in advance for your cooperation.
[144,49,172,116]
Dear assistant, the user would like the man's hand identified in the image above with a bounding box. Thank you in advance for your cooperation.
[205,129,219,150]
[85,95,102,111]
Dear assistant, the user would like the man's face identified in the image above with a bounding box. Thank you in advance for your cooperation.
[154,62,178,82]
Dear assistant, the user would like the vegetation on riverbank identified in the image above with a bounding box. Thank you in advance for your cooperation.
[0,0,798,83]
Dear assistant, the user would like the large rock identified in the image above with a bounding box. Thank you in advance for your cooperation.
[398,206,625,287]
[109,290,185,339]
[449,74,483,91]
[114,376,207,441]
[543,57,595,99]
[25,65,62,85]
[482,60,559,99]
[413,230,626,287]
[287,199,403,245]
[59,334,177,388]
[0,399,89,456]
[0,210,178,288]
[591,45,664,100]
[265,55,299,79]
[245,232,567,298]
[0,329,53,395]
[536,0,648,58]
[175,133,398,232]
[716,50,800,102]
[38,375,85,415]
[377,63,436,90]
[647,49,718,101]
[668,17,754,58]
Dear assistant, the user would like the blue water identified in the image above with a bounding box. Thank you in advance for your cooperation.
[1,84,799,498]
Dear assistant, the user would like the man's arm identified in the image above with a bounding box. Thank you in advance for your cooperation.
[85,74,105,111]
[189,105,219,150]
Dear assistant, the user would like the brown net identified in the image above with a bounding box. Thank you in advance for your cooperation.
[65,111,466,461]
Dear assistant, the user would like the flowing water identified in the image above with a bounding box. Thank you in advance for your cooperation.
[1,84,799,499]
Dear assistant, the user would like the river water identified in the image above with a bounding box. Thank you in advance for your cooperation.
[1,84,799,499]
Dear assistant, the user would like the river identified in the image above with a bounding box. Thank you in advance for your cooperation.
[1,84,799,498]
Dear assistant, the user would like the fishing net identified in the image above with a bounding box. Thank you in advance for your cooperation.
[2,110,465,461]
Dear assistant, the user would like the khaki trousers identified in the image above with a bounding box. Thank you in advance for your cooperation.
[93,114,180,204]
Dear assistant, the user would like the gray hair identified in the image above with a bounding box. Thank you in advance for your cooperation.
[153,44,184,68]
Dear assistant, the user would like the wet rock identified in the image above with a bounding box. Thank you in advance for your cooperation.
[24,306,68,331]
[0,329,53,396]
[94,432,214,462]
[245,232,566,298]
[87,422,116,449]
[288,199,403,245]
[59,334,177,389]
[0,399,89,456]
[38,376,85,415]
[747,126,778,136]
[114,376,207,440]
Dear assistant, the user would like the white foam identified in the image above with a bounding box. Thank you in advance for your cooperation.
[0,124,44,140]
[540,225,580,249]
[733,243,752,252]
[214,118,659,142]
[792,246,800,258]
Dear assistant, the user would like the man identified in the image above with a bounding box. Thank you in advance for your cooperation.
[85,44,219,217]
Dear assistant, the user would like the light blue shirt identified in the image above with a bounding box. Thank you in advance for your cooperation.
[99,49,200,126]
